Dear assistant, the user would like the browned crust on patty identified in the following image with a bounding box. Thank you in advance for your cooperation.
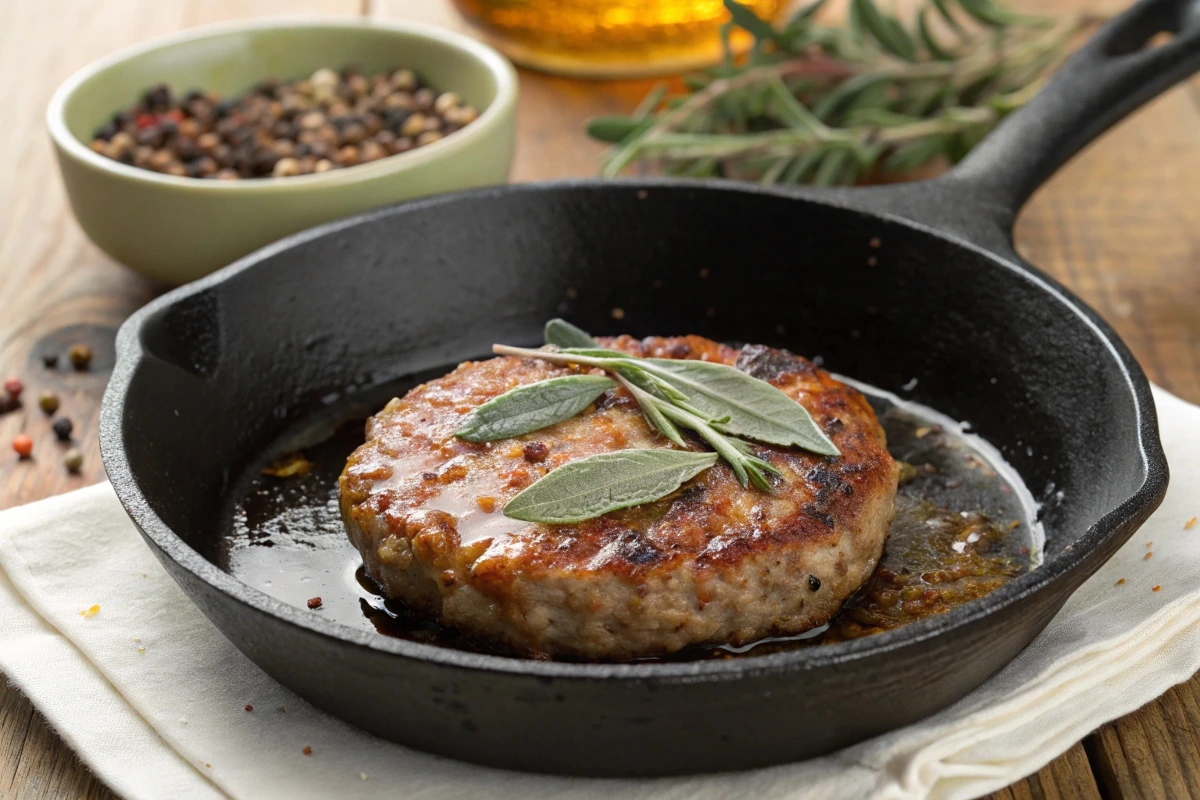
[340,335,898,660]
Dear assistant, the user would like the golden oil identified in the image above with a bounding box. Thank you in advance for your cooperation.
[450,0,787,78]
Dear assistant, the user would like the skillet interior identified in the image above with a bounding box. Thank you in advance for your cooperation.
[102,180,1166,775]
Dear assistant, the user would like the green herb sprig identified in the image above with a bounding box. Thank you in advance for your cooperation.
[454,320,839,523]
[586,0,1102,185]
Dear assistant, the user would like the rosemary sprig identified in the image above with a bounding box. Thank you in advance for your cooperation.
[587,0,1102,184]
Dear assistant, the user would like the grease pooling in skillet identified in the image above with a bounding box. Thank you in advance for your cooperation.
[216,362,1042,661]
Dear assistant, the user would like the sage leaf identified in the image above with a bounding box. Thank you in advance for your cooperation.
[544,318,598,349]
[503,449,718,524]
[455,375,615,442]
[639,358,840,455]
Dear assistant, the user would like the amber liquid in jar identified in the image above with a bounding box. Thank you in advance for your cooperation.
[450,0,786,78]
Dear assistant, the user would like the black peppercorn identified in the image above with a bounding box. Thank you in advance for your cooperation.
[42,353,58,369]
[143,83,171,111]
[808,575,821,591]
[52,417,73,442]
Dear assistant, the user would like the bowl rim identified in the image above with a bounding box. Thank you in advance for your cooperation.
[45,15,519,190]
[100,178,1170,683]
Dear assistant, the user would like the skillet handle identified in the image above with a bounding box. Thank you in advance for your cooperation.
[943,0,1200,225]
[842,0,1200,250]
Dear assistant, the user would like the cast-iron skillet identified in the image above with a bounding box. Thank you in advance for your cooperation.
[101,0,1200,777]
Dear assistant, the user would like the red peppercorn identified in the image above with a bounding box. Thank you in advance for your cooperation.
[3,378,22,401]
[12,434,32,458]
[135,112,157,129]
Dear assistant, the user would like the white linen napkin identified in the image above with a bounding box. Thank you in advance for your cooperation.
[2,385,1198,800]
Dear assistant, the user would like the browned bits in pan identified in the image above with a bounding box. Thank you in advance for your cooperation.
[87,70,481,180]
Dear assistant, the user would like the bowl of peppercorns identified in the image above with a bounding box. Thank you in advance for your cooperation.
[47,18,517,285]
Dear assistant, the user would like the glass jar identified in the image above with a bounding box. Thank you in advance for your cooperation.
[450,0,787,78]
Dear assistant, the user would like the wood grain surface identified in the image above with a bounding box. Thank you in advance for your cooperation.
[1,0,1197,797]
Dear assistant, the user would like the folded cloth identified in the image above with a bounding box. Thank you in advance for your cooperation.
[1,385,1197,800]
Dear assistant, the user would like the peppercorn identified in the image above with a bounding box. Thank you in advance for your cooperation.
[391,69,417,91]
[3,378,23,402]
[12,434,32,458]
[37,390,59,415]
[67,343,92,370]
[433,92,461,115]
[808,575,821,591]
[174,136,202,161]
[148,149,173,172]
[340,122,367,145]
[413,88,435,111]
[399,113,425,138]
[142,83,171,111]
[307,597,322,609]
[358,140,386,163]
[272,157,300,177]
[63,448,83,473]
[52,417,73,441]
[42,353,58,368]
[416,131,443,147]
[186,157,218,179]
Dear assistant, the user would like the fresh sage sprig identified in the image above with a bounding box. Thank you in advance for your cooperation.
[452,321,841,522]
[503,449,719,524]
[586,0,1104,185]
[455,374,616,442]
[491,345,839,460]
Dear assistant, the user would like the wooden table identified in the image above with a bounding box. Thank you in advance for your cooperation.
[1,1,1197,797]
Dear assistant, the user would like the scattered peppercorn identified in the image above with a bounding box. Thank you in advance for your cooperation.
[37,390,60,415]
[245,704,254,712]
[808,575,821,591]
[64,448,83,473]
[86,67,480,180]
[12,434,33,458]
[4,378,23,402]
[52,417,73,441]
[68,343,93,370]
[302,746,313,756]
[307,596,322,609]
[42,353,59,368]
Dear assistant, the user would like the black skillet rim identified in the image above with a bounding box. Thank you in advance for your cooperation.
[100,178,1170,681]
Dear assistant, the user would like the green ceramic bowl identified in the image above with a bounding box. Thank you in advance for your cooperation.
[47,18,518,285]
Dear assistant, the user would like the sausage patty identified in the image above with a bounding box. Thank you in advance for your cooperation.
[339,335,898,660]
